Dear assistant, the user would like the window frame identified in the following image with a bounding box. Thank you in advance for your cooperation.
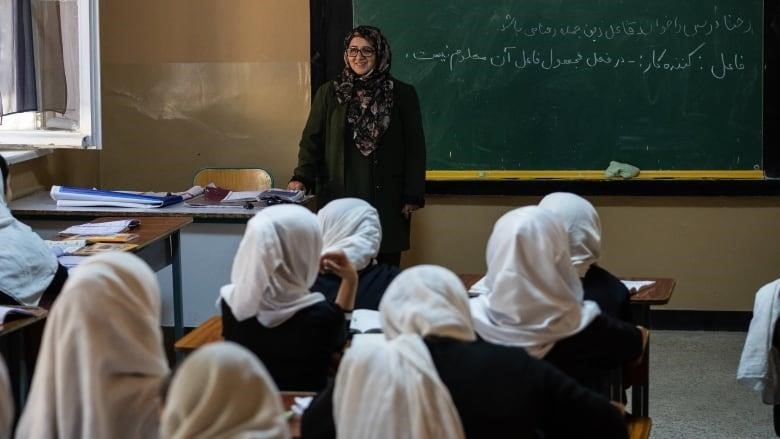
[0,0,101,149]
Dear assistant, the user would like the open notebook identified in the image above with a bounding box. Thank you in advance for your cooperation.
[349,309,383,334]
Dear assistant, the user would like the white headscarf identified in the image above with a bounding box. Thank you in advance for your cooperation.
[16,252,169,439]
[539,192,602,277]
[333,334,465,439]
[318,198,381,271]
[469,206,601,358]
[0,177,58,305]
[220,204,325,327]
[0,354,12,439]
[738,279,780,403]
[160,342,291,439]
[380,265,475,342]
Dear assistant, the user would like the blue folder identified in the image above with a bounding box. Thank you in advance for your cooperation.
[50,185,184,208]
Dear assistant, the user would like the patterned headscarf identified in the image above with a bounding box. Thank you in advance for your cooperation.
[334,25,394,156]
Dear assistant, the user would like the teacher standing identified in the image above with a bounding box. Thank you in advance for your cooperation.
[288,25,426,267]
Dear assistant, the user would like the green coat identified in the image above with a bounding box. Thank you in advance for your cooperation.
[293,79,426,253]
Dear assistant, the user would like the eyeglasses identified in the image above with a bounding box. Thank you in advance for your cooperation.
[346,47,376,58]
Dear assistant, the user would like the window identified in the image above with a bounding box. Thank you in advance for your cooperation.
[0,0,101,149]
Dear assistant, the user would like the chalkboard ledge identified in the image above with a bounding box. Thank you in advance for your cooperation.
[425,178,780,197]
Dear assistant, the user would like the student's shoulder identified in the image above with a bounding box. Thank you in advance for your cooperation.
[587,265,629,292]
[431,336,534,370]
[299,299,345,323]
[361,262,401,279]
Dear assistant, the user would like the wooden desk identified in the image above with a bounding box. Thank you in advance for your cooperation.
[0,308,47,337]
[627,416,652,439]
[66,217,193,341]
[11,191,317,330]
[457,274,676,326]
[0,307,47,412]
[11,190,315,221]
[458,274,675,417]
[625,277,676,327]
[174,315,223,352]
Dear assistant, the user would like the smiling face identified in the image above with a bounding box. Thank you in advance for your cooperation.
[345,36,377,77]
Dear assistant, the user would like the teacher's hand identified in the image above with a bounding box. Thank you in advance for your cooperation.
[401,204,421,219]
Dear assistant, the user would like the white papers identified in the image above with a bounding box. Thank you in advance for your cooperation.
[467,277,489,295]
[59,219,138,236]
[621,280,656,292]
[184,195,244,208]
[222,191,262,202]
[134,186,204,200]
[349,309,382,334]
[291,396,314,416]
[54,200,163,209]
[58,255,90,270]
[44,239,87,256]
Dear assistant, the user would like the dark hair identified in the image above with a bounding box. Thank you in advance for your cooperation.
[0,155,8,191]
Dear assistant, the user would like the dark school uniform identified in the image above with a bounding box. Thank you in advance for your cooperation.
[543,314,643,396]
[301,336,628,439]
[220,298,347,392]
[310,263,400,310]
[582,264,633,323]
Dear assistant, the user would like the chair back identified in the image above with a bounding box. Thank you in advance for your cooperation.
[193,168,273,191]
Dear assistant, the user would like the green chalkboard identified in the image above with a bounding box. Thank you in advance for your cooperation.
[353,0,763,174]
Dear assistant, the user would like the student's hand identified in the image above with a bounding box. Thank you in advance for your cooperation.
[324,251,359,312]
[320,251,358,283]
[609,400,626,415]
[401,203,421,219]
[287,180,306,192]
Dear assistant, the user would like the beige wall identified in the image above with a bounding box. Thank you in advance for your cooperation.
[404,196,780,312]
[98,0,311,190]
[9,0,779,312]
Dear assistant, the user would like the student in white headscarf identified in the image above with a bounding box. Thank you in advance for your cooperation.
[15,252,169,439]
[334,334,464,439]
[311,198,400,310]
[0,155,67,306]
[539,192,632,322]
[469,206,647,395]
[302,265,629,439]
[738,278,780,405]
[160,341,291,439]
[0,354,12,439]
[220,204,357,392]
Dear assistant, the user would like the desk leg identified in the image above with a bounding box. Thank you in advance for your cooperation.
[171,231,183,343]
[632,303,651,417]
[632,341,650,417]
[634,303,651,328]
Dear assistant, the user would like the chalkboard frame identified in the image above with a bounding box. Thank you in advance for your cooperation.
[309,0,780,195]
